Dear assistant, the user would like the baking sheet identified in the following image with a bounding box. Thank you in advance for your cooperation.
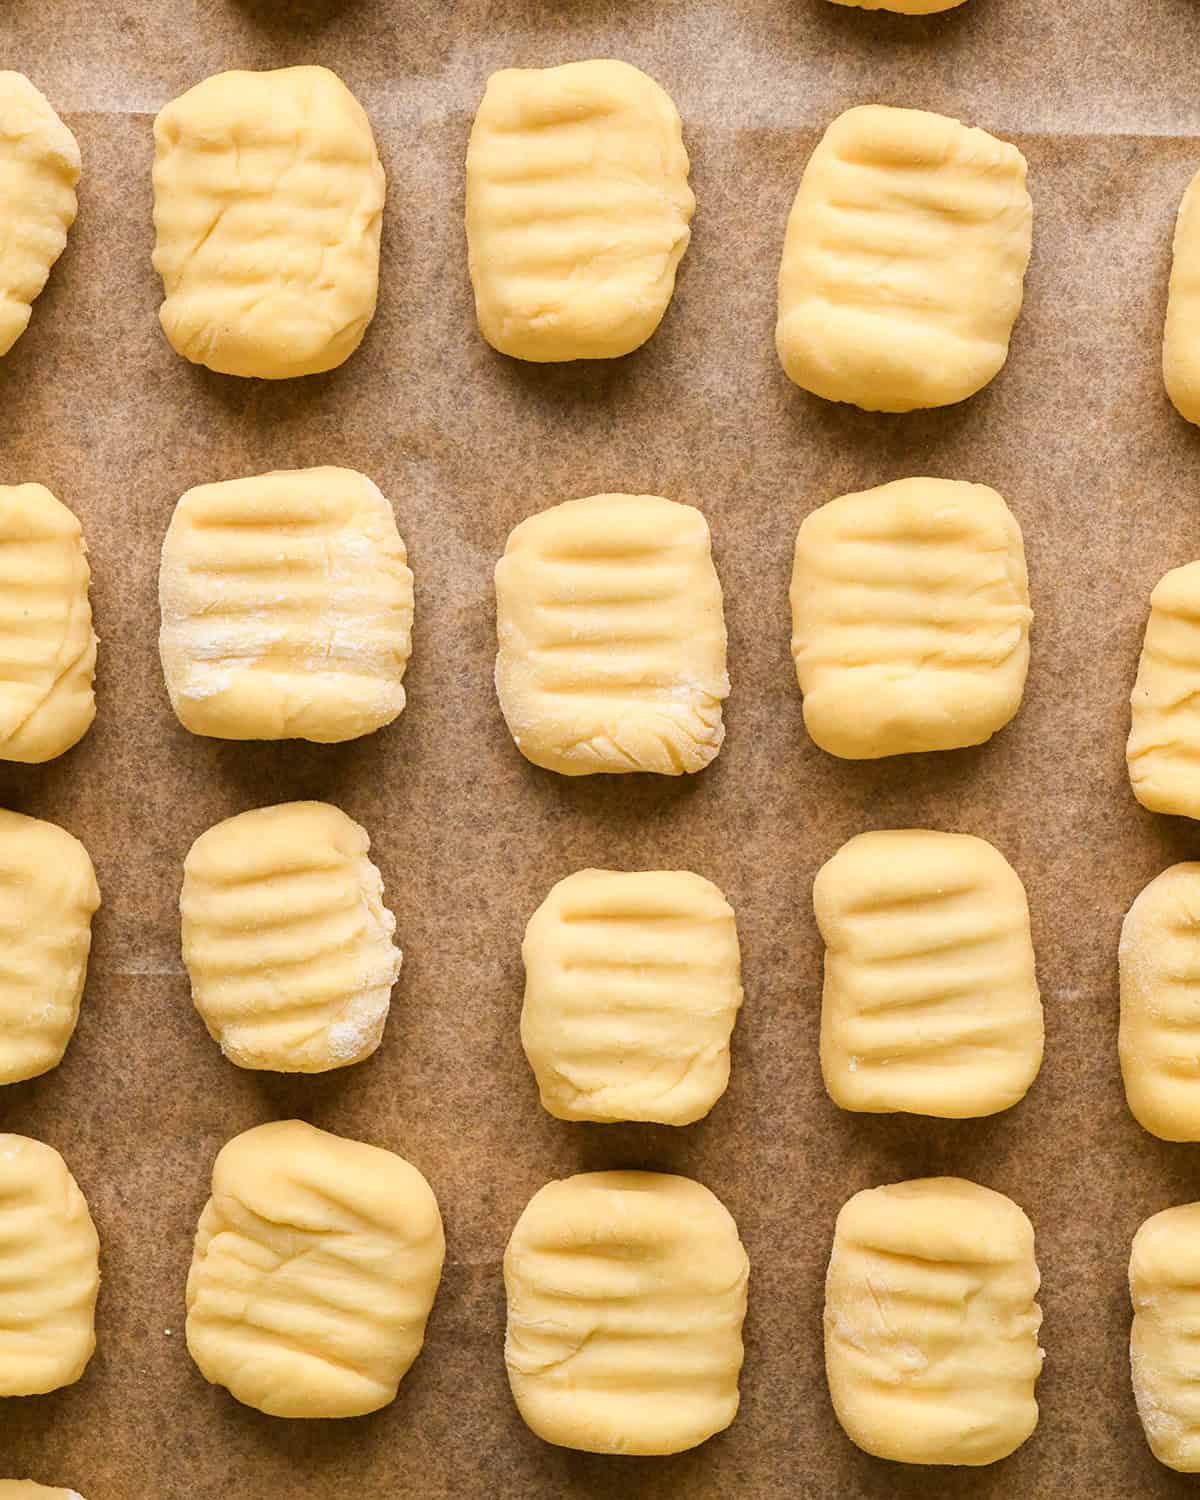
[4,0,1200,1493]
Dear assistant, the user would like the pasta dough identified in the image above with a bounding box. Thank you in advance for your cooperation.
[0,74,79,358]
[180,802,401,1073]
[1128,561,1200,818]
[1130,1202,1200,1470]
[826,0,966,9]
[0,484,97,763]
[521,868,742,1124]
[0,1135,99,1396]
[504,1171,748,1454]
[1164,168,1200,425]
[776,105,1032,411]
[159,467,413,743]
[790,478,1031,759]
[152,66,385,379]
[186,1120,444,1418]
[814,831,1042,1118]
[494,493,729,775]
[1119,864,1200,1139]
[0,810,99,1087]
[465,60,694,361]
[825,1177,1043,1466]
[0,1485,85,1499]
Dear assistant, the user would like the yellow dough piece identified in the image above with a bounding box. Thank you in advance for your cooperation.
[0,1483,85,1499]
[465,60,694,362]
[159,467,413,744]
[0,810,99,1087]
[827,0,967,9]
[1130,1202,1200,1470]
[0,1135,99,1396]
[186,1120,444,1418]
[521,869,743,1124]
[790,478,1031,759]
[1119,864,1200,1140]
[0,485,97,764]
[1164,169,1200,425]
[0,74,79,358]
[152,67,385,379]
[181,802,401,1073]
[1128,561,1200,818]
[814,831,1042,1118]
[504,1171,748,1454]
[776,105,1032,412]
[495,493,728,776]
[825,1177,1043,1466]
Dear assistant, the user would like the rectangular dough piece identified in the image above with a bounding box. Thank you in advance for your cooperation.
[494,493,729,776]
[813,830,1043,1118]
[465,60,694,362]
[776,105,1032,412]
[1127,561,1200,819]
[1130,1203,1200,1471]
[825,1177,1044,1466]
[1164,168,1200,426]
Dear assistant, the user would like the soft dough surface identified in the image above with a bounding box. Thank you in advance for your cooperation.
[521,868,743,1123]
[776,105,1032,411]
[1130,1202,1200,1471]
[1164,168,1200,425]
[1127,560,1200,818]
[505,1171,749,1454]
[494,493,729,775]
[159,467,413,744]
[0,809,99,1087]
[185,1120,444,1418]
[0,1484,86,1499]
[825,1177,1043,1466]
[0,1135,99,1397]
[466,59,694,361]
[152,66,385,379]
[180,802,401,1073]
[790,477,1031,758]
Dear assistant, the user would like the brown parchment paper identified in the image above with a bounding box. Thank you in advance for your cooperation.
[4,0,1200,1494]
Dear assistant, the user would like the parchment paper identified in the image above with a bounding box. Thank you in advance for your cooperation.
[2,0,1200,1493]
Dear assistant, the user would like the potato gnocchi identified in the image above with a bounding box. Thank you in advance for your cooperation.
[466,60,694,361]
[1164,168,1200,426]
[159,467,413,744]
[0,1486,85,1499]
[505,1171,749,1454]
[521,868,743,1124]
[1130,1202,1200,1471]
[814,831,1042,1118]
[0,1135,99,1397]
[1128,561,1200,819]
[186,1120,444,1418]
[494,493,729,776]
[790,478,1032,759]
[825,1177,1043,1466]
[776,105,1032,411]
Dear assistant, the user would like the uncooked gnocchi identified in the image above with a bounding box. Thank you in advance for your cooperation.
[814,831,1042,1118]
[152,66,385,379]
[1130,1202,1200,1470]
[180,802,401,1073]
[790,478,1031,759]
[186,1120,444,1418]
[494,493,728,776]
[0,484,97,763]
[1120,864,1200,1140]
[825,1177,1043,1466]
[159,467,413,744]
[1164,168,1200,426]
[521,868,743,1124]
[1128,561,1200,819]
[465,60,694,361]
[0,1135,99,1396]
[0,1484,86,1499]
[0,810,99,1087]
[826,0,966,9]
[0,73,79,359]
[505,1171,749,1454]
[776,105,1032,411]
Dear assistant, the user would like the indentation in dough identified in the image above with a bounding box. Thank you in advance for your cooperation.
[1127,561,1200,819]
[1130,1202,1200,1471]
[494,493,729,776]
[505,1171,748,1454]
[776,105,1032,411]
[185,1119,444,1418]
[466,60,694,361]
[180,802,401,1073]
[159,467,413,744]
